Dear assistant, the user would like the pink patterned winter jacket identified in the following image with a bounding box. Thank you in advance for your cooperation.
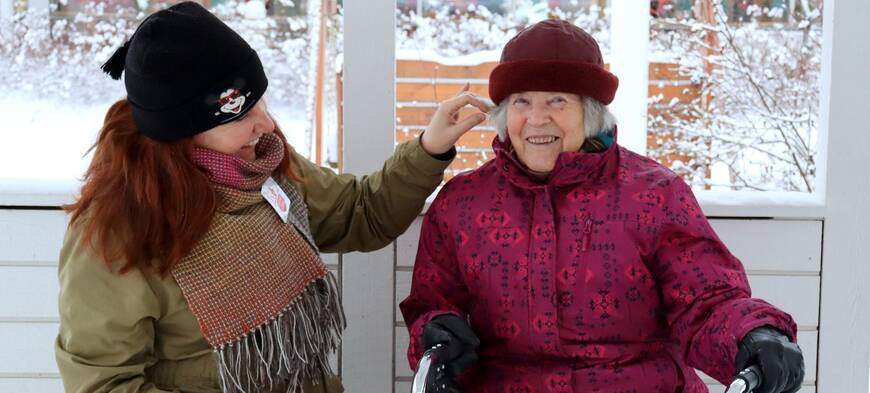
[400,133,797,393]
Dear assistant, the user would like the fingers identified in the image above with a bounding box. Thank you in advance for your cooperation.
[447,350,478,377]
[439,91,494,116]
[449,112,487,134]
[423,90,491,154]
[734,349,752,375]
[428,373,462,393]
[435,316,480,347]
[423,324,454,348]
[737,327,805,393]
[454,82,470,96]
[757,357,787,393]
[467,95,494,114]
[783,349,805,393]
[782,372,802,393]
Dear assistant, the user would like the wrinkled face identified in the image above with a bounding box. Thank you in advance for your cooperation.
[192,98,274,161]
[506,91,585,176]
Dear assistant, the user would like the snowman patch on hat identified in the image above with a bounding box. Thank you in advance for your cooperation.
[214,88,252,116]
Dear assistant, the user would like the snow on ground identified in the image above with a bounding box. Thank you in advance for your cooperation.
[1,99,103,181]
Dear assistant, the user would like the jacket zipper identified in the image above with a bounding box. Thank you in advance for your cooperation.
[582,214,593,252]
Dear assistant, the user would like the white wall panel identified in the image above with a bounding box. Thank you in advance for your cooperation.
[0,210,66,265]
[748,276,820,328]
[396,219,422,268]
[0,322,59,375]
[0,266,58,319]
[0,378,63,393]
[711,219,822,273]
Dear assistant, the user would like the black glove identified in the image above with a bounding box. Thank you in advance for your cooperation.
[421,314,480,392]
[735,326,805,393]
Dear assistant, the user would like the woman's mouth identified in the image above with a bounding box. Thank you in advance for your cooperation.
[243,137,260,148]
[526,136,559,145]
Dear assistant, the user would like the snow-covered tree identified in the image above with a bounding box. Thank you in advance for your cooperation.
[649,0,822,192]
[0,0,312,110]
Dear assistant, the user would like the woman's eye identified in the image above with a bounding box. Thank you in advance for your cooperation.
[513,98,528,105]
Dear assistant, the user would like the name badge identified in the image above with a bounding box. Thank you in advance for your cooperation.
[261,177,290,223]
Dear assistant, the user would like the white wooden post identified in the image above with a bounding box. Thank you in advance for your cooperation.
[816,0,870,392]
[341,0,397,391]
[306,0,323,162]
[608,0,649,156]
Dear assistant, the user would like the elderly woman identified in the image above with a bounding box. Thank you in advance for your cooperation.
[401,19,804,393]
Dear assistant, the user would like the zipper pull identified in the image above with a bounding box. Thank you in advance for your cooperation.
[582,215,593,252]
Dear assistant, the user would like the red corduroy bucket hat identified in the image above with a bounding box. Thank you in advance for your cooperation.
[488,19,619,105]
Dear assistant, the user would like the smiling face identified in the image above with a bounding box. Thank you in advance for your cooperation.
[505,91,585,176]
[192,98,274,161]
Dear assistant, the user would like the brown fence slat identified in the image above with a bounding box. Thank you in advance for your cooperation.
[649,62,691,81]
[648,84,701,104]
[397,82,490,102]
[397,60,496,79]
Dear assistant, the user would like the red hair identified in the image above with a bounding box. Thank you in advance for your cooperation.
[65,98,301,276]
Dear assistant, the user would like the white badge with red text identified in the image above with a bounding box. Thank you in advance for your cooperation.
[261,177,290,223]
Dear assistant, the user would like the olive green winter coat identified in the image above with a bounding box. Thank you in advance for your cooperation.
[56,137,451,393]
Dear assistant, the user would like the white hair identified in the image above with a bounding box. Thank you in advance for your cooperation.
[490,95,617,142]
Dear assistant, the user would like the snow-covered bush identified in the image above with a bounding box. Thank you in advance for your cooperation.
[649,0,822,192]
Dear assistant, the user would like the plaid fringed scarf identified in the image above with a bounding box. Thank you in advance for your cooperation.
[178,133,345,393]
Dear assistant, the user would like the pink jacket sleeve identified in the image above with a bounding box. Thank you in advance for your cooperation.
[648,177,798,384]
[399,192,468,371]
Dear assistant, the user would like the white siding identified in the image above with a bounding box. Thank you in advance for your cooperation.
[0,210,67,266]
[0,210,66,387]
[0,322,59,375]
[0,209,340,389]
[0,378,64,393]
[0,212,825,392]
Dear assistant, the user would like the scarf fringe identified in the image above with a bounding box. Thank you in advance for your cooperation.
[215,272,346,393]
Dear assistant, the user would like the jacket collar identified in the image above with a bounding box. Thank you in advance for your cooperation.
[493,127,620,189]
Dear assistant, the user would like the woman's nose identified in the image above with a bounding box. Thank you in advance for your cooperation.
[252,104,275,135]
[527,104,551,126]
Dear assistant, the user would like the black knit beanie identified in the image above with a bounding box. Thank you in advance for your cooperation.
[101,1,268,143]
